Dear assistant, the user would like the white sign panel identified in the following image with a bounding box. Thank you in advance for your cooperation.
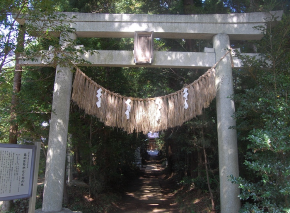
[147,132,159,139]
[0,144,36,201]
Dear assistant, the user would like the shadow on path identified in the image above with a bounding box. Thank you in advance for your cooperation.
[113,153,179,213]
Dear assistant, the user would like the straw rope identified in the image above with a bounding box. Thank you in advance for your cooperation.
[71,50,231,133]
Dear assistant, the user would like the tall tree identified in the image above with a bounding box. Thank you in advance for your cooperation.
[2,23,25,213]
[1,1,27,210]
[9,25,24,144]
[231,10,290,212]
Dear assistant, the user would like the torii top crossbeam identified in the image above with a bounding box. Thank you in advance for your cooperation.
[16,11,282,68]
[16,10,282,40]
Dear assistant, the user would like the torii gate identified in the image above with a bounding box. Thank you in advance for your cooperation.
[16,10,282,213]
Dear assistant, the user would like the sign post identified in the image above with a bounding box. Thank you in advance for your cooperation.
[28,142,41,213]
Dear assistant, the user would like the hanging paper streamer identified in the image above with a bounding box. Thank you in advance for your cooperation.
[96,88,102,108]
[183,88,189,109]
[155,98,162,121]
[125,99,131,119]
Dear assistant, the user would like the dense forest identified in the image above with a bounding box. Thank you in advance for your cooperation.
[1,0,290,212]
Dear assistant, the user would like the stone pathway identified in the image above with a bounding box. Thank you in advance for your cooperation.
[114,156,179,213]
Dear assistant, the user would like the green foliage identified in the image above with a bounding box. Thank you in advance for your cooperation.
[0,0,95,144]
[0,0,72,72]
[69,112,146,193]
[0,67,13,142]
[232,11,290,212]
[162,102,219,182]
[17,67,54,141]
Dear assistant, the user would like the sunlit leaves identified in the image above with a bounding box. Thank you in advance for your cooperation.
[232,9,290,212]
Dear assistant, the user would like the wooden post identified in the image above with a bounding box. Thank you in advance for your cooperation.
[28,142,41,213]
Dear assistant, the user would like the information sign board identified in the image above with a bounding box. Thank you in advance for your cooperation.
[0,144,36,201]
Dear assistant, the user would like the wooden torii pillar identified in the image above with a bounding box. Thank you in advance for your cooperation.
[16,10,282,213]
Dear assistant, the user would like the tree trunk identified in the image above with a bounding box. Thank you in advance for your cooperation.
[2,24,25,213]
[203,145,215,212]
[63,159,69,205]
[75,145,80,173]
[183,0,194,14]
[183,0,198,66]
[166,138,173,174]
[89,117,93,197]
[197,150,203,177]
[9,25,24,144]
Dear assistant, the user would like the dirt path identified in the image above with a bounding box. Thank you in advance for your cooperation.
[113,156,179,213]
